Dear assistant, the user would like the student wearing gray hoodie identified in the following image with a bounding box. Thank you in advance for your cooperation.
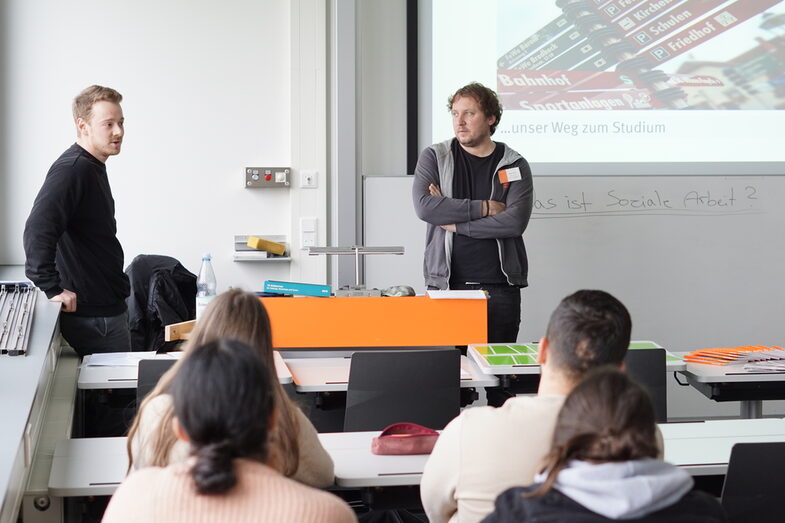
[482,367,726,523]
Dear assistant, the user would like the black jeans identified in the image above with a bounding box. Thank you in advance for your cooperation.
[59,310,131,358]
[448,282,522,343]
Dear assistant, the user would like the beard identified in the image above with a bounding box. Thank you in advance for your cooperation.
[98,141,122,158]
[456,133,483,149]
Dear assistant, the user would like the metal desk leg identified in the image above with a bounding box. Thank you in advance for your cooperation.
[740,400,763,419]
[73,388,85,438]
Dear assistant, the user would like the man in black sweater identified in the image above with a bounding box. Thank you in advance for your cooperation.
[24,85,131,357]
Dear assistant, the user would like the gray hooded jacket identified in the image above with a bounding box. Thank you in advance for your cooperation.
[412,138,533,290]
[484,459,726,523]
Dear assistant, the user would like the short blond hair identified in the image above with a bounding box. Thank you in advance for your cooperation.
[72,85,123,124]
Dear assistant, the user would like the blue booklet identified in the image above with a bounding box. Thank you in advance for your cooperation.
[263,280,331,297]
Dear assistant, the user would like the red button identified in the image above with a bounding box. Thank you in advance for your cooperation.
[265,174,272,181]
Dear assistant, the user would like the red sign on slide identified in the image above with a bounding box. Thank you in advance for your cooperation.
[498,70,635,92]
[497,69,723,93]
[620,0,729,49]
[644,0,782,66]
[500,88,666,110]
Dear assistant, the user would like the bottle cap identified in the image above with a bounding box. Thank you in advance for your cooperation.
[202,253,212,261]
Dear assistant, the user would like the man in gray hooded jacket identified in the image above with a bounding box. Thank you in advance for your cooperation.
[413,82,533,342]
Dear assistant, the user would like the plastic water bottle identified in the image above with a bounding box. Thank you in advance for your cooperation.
[195,253,217,320]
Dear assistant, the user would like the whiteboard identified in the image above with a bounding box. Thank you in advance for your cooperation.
[363,175,785,352]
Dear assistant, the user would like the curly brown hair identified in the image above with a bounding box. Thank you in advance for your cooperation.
[447,82,503,135]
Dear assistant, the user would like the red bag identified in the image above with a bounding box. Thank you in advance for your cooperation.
[371,422,440,455]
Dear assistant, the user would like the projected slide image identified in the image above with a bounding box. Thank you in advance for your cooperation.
[497,0,785,111]
[431,0,785,167]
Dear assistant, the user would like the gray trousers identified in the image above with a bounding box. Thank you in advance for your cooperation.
[59,310,131,358]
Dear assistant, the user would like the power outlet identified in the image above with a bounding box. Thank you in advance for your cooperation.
[300,170,318,189]
[245,167,291,188]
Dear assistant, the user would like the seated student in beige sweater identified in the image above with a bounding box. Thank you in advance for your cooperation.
[103,338,356,523]
[127,289,334,488]
[421,290,633,523]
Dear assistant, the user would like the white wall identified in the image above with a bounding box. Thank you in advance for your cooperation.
[358,1,407,177]
[1,0,327,291]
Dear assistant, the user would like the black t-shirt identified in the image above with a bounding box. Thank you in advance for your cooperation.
[450,140,506,285]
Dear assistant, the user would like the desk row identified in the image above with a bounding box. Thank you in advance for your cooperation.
[49,417,785,496]
[77,350,500,391]
[78,345,690,393]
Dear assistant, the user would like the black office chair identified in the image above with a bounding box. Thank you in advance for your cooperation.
[137,359,177,405]
[344,348,461,432]
[624,348,667,422]
[722,442,785,523]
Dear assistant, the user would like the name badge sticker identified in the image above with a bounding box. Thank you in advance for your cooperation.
[499,167,522,184]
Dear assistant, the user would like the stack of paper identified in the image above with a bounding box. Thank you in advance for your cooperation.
[744,360,785,372]
[426,290,487,300]
[684,345,785,366]
[83,352,181,367]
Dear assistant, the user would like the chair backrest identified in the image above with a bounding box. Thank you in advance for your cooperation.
[722,442,785,523]
[137,359,177,405]
[344,348,461,432]
[623,348,667,422]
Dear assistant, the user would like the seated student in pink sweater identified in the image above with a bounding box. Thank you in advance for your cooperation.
[102,339,356,523]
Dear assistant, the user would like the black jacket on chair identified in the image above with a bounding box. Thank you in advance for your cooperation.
[125,255,196,352]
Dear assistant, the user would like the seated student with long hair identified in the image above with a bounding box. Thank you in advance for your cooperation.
[483,367,727,523]
[103,339,355,522]
[127,289,334,488]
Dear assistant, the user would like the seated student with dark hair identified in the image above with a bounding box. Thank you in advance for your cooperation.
[103,339,356,523]
[483,367,726,523]
[421,290,635,523]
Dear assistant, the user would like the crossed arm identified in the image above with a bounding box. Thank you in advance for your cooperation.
[427,183,506,232]
[412,148,533,239]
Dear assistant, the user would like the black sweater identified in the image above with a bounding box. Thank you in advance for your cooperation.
[24,144,129,317]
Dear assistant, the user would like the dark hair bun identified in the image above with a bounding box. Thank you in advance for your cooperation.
[170,339,275,496]
[192,440,236,494]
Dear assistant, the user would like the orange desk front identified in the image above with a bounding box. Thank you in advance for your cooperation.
[259,296,487,348]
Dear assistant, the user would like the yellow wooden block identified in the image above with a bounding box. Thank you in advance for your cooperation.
[247,236,287,255]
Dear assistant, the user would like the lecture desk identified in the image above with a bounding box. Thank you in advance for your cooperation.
[47,417,785,497]
[678,362,785,419]
[77,350,293,389]
[467,341,684,407]
[281,351,499,392]
[467,341,686,375]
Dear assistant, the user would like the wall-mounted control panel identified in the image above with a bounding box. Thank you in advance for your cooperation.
[245,167,291,188]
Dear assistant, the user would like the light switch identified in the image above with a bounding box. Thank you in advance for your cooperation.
[300,217,317,248]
